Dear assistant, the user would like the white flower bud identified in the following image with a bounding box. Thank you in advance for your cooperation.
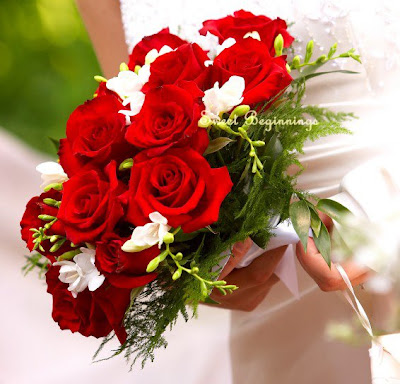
[36,162,68,190]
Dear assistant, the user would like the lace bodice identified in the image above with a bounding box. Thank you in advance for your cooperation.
[120,0,400,97]
[119,0,400,197]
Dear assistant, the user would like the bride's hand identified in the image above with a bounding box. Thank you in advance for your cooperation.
[208,238,287,311]
[296,214,371,291]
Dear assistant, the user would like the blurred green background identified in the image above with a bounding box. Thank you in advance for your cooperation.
[0,0,101,154]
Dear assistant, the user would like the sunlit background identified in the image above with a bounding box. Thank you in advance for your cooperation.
[0,0,100,154]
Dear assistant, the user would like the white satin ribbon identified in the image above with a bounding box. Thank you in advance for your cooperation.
[336,263,374,337]
[236,221,300,298]
[335,264,400,382]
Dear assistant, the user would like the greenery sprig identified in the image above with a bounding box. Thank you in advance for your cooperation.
[146,228,238,298]
[28,194,78,259]
[22,253,50,278]
[290,197,352,267]
[203,105,266,177]
[290,40,361,72]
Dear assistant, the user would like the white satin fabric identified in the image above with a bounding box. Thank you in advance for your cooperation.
[229,81,400,383]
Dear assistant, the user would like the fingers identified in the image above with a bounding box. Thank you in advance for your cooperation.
[209,246,287,311]
[296,238,370,291]
[219,237,253,279]
[319,212,334,232]
[210,276,280,311]
[223,246,285,289]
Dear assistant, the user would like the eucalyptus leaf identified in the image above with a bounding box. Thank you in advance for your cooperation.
[309,206,322,238]
[289,200,311,252]
[316,198,351,223]
[313,221,331,267]
[204,137,236,156]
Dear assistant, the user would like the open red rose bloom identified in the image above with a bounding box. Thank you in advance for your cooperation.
[21,9,298,350]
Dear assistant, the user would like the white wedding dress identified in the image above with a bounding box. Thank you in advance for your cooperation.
[1,1,399,384]
[119,0,400,383]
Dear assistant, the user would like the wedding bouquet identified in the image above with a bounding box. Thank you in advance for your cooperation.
[21,10,360,367]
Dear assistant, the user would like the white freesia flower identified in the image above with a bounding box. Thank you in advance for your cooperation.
[107,67,150,124]
[144,45,173,65]
[243,31,261,41]
[106,70,143,98]
[36,161,68,189]
[193,32,220,59]
[137,63,151,84]
[122,212,171,253]
[53,248,105,298]
[202,76,245,119]
[119,91,146,124]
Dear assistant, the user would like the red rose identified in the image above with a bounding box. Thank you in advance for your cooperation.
[95,233,160,288]
[199,10,294,55]
[46,265,131,343]
[125,148,233,233]
[128,28,187,69]
[125,84,208,156]
[59,95,133,177]
[20,189,72,262]
[144,43,209,91]
[95,233,158,289]
[212,38,292,105]
[58,161,126,244]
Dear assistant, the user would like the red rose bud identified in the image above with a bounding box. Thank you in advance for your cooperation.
[199,10,294,55]
[143,43,210,91]
[95,233,158,289]
[128,28,188,69]
[46,265,131,344]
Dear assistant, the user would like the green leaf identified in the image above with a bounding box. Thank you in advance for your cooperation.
[203,296,220,305]
[316,198,351,223]
[204,137,236,156]
[293,70,359,83]
[313,221,331,267]
[48,137,60,153]
[264,133,283,170]
[289,200,311,252]
[309,206,322,238]
[174,229,199,242]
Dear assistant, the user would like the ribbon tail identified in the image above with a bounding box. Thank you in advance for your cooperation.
[274,244,300,299]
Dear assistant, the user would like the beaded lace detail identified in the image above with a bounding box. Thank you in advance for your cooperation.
[120,0,400,96]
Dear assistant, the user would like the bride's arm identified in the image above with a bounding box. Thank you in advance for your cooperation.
[75,0,128,78]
